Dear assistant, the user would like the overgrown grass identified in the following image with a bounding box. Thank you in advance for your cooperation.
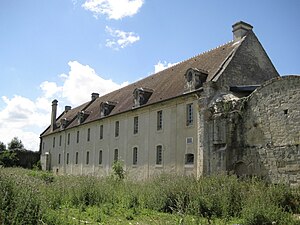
[0,168,299,224]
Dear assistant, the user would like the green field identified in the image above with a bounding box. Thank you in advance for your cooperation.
[0,167,299,224]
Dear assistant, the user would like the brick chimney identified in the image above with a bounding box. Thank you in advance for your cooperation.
[91,93,99,101]
[51,99,58,131]
[232,21,253,40]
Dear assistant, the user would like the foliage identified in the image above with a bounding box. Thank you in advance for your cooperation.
[112,160,125,180]
[0,150,18,167]
[0,168,299,225]
[8,137,24,151]
[0,141,6,152]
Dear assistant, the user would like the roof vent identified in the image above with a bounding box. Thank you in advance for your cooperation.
[232,21,253,40]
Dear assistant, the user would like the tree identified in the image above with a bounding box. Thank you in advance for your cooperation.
[0,141,6,152]
[8,137,24,151]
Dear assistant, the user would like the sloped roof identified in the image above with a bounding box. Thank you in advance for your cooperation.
[41,37,244,137]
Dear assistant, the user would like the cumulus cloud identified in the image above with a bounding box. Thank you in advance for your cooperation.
[82,0,144,20]
[105,26,140,50]
[154,61,177,73]
[0,61,129,151]
[61,61,128,105]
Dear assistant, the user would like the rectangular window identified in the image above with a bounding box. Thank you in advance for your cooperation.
[133,116,138,134]
[66,153,69,164]
[58,153,61,164]
[186,103,194,126]
[99,150,103,165]
[186,137,193,144]
[157,110,163,130]
[115,121,119,137]
[114,149,118,162]
[77,131,79,143]
[87,128,90,142]
[100,125,103,140]
[133,147,138,165]
[156,145,163,165]
[53,137,55,148]
[75,152,78,164]
[43,142,45,150]
[67,133,70,145]
[185,153,194,165]
[86,151,89,164]
[59,135,62,146]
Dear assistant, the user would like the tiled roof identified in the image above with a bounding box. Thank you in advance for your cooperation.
[41,38,243,136]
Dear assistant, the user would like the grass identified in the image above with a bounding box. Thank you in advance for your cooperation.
[0,167,299,224]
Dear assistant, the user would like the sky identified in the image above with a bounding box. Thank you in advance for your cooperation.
[0,0,299,151]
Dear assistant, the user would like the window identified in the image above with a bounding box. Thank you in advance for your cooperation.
[185,153,194,165]
[87,128,90,142]
[86,151,90,164]
[77,131,79,143]
[67,133,70,145]
[133,147,138,165]
[133,116,139,134]
[66,153,69,164]
[59,135,62,146]
[100,125,103,139]
[42,142,45,150]
[156,145,163,165]
[115,121,119,137]
[99,150,103,165]
[114,149,118,162]
[53,137,55,148]
[157,110,163,130]
[75,152,78,164]
[186,137,193,144]
[58,153,61,164]
[186,103,193,126]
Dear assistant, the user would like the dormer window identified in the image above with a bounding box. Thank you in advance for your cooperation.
[100,101,117,117]
[133,88,153,108]
[77,111,90,124]
[184,68,208,92]
[60,118,69,130]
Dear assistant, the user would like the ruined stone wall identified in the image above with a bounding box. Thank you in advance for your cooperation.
[206,76,300,186]
[238,76,300,186]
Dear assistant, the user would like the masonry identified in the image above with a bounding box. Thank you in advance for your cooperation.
[40,21,300,185]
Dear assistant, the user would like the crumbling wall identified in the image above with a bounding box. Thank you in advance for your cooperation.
[207,76,300,186]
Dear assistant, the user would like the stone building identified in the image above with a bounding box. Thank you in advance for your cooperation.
[40,21,300,185]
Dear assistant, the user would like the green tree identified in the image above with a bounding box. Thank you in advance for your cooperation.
[0,151,18,167]
[8,137,24,151]
[0,141,6,152]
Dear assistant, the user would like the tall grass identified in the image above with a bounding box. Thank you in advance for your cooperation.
[0,168,299,224]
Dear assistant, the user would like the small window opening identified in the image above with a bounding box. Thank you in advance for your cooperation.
[284,109,288,115]
[185,153,194,165]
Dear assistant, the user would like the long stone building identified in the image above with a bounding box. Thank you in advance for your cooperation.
[40,21,300,185]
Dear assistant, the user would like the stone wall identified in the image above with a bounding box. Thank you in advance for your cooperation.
[207,76,300,186]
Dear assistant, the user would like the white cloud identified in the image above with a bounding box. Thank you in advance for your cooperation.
[105,26,140,50]
[61,61,128,105]
[0,61,129,151]
[82,0,144,20]
[154,61,177,73]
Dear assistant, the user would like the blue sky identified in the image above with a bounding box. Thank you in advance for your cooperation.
[0,0,299,151]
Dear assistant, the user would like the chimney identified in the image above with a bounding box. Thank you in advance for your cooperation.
[65,106,71,112]
[91,92,99,101]
[232,21,253,40]
[51,99,58,131]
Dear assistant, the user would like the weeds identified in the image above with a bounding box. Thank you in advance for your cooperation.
[0,168,299,224]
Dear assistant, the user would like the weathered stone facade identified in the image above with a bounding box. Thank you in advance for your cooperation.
[205,76,300,186]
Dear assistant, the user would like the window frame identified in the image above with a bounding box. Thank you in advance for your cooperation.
[75,152,79,164]
[100,124,103,140]
[86,151,90,164]
[133,147,138,165]
[157,110,163,130]
[133,116,139,134]
[87,128,90,142]
[115,121,119,137]
[66,153,69,165]
[114,149,118,162]
[186,103,194,126]
[156,145,163,165]
[99,150,103,165]
[185,153,194,165]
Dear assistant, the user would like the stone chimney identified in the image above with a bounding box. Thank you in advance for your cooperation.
[65,106,71,113]
[51,99,58,131]
[232,21,253,40]
[91,93,99,101]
